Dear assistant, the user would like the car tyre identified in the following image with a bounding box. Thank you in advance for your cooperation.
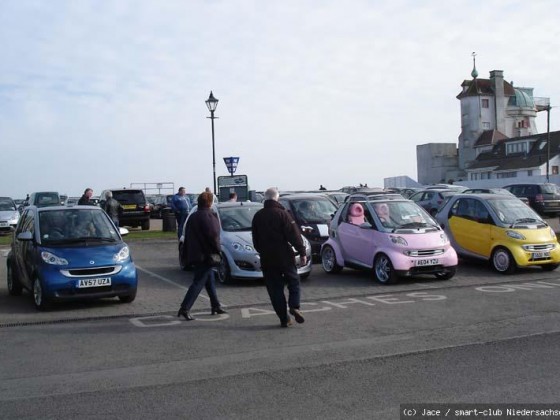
[118,288,137,303]
[216,254,232,284]
[373,253,397,285]
[7,261,23,296]
[141,220,150,231]
[491,246,516,274]
[321,245,343,274]
[541,263,560,272]
[435,266,456,280]
[33,276,50,311]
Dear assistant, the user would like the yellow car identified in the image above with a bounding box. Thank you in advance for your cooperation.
[436,193,560,273]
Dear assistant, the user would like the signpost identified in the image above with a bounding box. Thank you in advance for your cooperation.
[223,157,240,176]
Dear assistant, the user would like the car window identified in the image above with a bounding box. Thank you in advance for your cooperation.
[112,190,146,204]
[40,209,120,243]
[218,205,262,231]
[0,198,16,211]
[293,199,337,224]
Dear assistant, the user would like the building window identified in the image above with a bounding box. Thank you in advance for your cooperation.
[506,142,527,155]
[482,99,489,108]
[553,166,559,175]
[497,172,517,179]
[528,170,533,176]
[482,122,490,129]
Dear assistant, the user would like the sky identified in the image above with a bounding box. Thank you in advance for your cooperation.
[1,0,559,199]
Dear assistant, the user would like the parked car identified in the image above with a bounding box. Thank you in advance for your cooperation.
[23,191,61,208]
[408,189,458,216]
[435,193,560,274]
[6,205,138,310]
[503,183,560,215]
[98,189,151,230]
[425,184,468,192]
[65,197,80,206]
[277,194,338,258]
[0,197,19,233]
[178,202,312,283]
[321,194,457,284]
[463,187,530,205]
[147,194,171,219]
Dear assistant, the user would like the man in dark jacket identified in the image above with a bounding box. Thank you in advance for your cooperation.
[103,191,122,228]
[252,187,307,327]
[78,188,93,205]
[177,191,226,321]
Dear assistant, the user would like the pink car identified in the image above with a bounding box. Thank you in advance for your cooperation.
[320,194,458,284]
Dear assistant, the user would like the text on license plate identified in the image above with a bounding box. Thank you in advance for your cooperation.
[78,278,112,288]
[0,222,8,227]
[532,251,550,258]
[415,258,439,267]
[123,204,137,210]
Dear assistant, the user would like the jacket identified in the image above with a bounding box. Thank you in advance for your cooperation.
[104,197,122,222]
[185,207,221,266]
[251,200,305,269]
[78,195,90,205]
[171,194,191,215]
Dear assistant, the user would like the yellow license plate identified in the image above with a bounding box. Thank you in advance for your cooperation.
[123,204,137,210]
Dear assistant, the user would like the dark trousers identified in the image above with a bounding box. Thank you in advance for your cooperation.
[176,212,188,238]
[262,263,301,323]
[180,263,221,311]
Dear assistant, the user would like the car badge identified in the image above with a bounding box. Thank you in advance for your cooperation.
[90,260,95,265]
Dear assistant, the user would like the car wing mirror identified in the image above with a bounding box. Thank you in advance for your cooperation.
[17,231,33,241]
[119,227,129,236]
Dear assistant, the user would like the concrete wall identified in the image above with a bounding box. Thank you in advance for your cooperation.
[417,143,458,184]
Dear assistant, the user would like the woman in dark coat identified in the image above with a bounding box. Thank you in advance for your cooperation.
[177,192,226,321]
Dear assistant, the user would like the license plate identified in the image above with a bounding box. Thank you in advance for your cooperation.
[0,222,7,227]
[532,251,550,259]
[415,258,439,266]
[548,202,559,207]
[123,204,137,210]
[78,278,112,288]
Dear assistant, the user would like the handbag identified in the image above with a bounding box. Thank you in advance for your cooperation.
[207,253,222,267]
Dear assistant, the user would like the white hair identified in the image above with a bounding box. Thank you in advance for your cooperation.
[105,191,113,199]
[264,187,279,201]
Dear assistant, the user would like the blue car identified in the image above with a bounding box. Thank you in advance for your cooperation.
[6,205,138,310]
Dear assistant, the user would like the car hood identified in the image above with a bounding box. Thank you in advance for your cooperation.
[221,231,253,245]
[0,210,18,220]
[39,243,127,267]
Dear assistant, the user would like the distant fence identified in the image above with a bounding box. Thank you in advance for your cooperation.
[130,182,175,195]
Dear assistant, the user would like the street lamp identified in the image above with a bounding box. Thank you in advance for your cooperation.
[205,91,219,195]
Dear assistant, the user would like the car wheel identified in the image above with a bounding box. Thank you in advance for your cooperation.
[216,254,232,284]
[141,220,150,231]
[321,245,343,274]
[7,261,23,296]
[179,242,190,271]
[541,263,560,272]
[33,276,50,311]
[118,288,137,303]
[491,246,516,274]
[373,253,397,285]
[300,272,310,280]
[435,266,456,280]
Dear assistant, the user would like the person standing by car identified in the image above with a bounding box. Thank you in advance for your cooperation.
[228,192,238,202]
[177,191,226,321]
[103,191,123,228]
[251,187,307,327]
[171,187,191,238]
[78,188,93,205]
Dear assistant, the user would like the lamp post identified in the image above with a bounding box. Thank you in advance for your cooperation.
[546,104,551,182]
[205,91,219,195]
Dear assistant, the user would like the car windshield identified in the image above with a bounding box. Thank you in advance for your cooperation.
[487,198,544,226]
[542,184,560,194]
[0,198,16,211]
[218,205,263,232]
[112,191,145,204]
[294,199,337,224]
[371,201,438,231]
[39,208,121,244]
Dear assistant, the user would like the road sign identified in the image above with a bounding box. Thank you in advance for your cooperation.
[223,157,240,176]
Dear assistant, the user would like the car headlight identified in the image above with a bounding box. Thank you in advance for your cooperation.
[114,246,130,262]
[390,235,408,246]
[506,230,525,240]
[41,251,68,265]
[232,242,254,252]
[440,232,449,244]
[551,228,556,239]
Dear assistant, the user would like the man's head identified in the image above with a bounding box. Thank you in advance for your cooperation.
[229,192,237,201]
[264,187,279,201]
[84,188,93,198]
[105,191,113,200]
[178,187,186,195]
[198,192,214,208]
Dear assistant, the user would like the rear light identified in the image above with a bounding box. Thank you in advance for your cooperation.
[144,205,150,212]
[535,194,544,203]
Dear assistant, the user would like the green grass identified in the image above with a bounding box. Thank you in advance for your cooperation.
[0,235,11,246]
[0,230,176,246]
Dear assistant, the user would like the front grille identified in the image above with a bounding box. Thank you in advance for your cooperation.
[406,249,445,257]
[523,243,555,252]
[409,265,444,275]
[61,266,122,277]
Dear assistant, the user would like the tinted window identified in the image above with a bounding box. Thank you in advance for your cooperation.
[112,190,146,204]
[0,198,16,211]
[218,205,263,231]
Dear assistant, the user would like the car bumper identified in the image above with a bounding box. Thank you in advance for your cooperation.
[509,243,560,267]
[227,251,313,280]
[390,248,458,273]
[39,262,138,300]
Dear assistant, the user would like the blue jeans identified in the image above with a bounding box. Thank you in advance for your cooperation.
[180,263,221,311]
[262,263,301,323]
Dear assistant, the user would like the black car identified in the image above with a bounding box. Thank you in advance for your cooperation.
[99,189,151,230]
[503,183,560,215]
[147,194,171,219]
[278,194,338,258]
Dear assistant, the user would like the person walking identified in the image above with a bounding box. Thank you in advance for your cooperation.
[171,187,191,238]
[177,191,226,321]
[103,191,123,228]
[251,187,307,327]
[228,192,238,202]
[78,188,93,205]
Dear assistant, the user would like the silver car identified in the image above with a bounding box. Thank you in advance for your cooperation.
[179,202,312,283]
[0,197,19,233]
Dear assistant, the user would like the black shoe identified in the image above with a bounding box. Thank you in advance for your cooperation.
[280,317,293,328]
[177,308,195,321]
[289,308,305,324]
[211,307,227,315]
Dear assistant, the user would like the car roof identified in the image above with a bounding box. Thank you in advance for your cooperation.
[215,201,262,208]
[279,193,333,200]
[346,193,405,203]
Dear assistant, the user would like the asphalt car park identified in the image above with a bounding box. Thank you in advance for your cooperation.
[3,237,560,326]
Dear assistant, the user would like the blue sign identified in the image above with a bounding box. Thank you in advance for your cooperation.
[223,157,240,176]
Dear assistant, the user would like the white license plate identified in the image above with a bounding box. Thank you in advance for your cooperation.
[78,278,112,288]
[0,222,8,227]
[415,258,439,266]
[532,251,550,259]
